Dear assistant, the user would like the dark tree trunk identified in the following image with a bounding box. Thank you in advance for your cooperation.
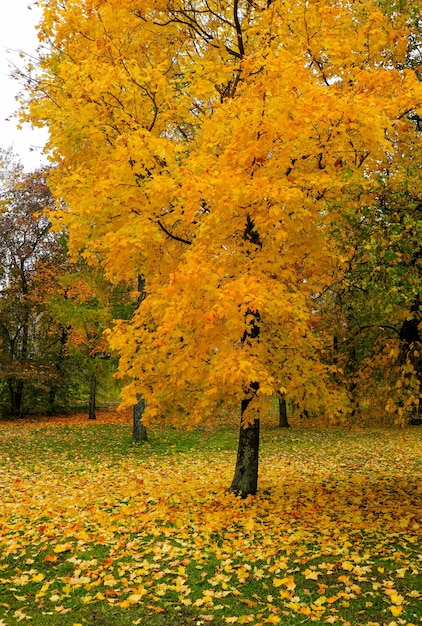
[399,297,422,418]
[130,276,149,440]
[8,379,24,418]
[230,415,260,498]
[229,215,261,497]
[278,395,290,427]
[348,381,359,417]
[47,387,57,416]
[230,382,260,498]
[88,373,97,420]
[133,394,148,442]
[48,325,69,415]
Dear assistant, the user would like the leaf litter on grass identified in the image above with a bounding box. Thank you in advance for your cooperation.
[0,415,421,625]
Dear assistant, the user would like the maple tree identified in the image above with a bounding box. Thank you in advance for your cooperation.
[23,0,422,494]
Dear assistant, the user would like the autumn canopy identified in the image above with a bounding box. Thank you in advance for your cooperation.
[23,0,422,491]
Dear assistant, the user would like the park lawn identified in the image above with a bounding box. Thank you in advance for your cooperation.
[0,410,421,626]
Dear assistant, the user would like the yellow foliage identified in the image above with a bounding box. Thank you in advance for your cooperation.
[389,605,403,616]
[22,0,422,424]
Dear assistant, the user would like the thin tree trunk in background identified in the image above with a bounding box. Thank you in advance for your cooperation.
[278,394,290,427]
[88,373,97,420]
[48,387,57,415]
[48,325,69,415]
[133,394,148,442]
[8,379,24,418]
[131,275,149,440]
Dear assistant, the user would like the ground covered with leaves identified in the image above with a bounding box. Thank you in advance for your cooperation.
[0,411,421,625]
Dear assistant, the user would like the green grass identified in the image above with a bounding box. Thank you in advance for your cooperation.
[0,419,239,465]
[0,413,421,625]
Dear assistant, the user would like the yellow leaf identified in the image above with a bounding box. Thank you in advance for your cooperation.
[395,567,407,578]
[389,605,403,616]
[119,600,131,609]
[54,543,72,554]
[31,573,45,583]
[389,593,404,606]
[126,593,144,604]
[338,575,350,584]
[341,561,354,571]
[273,577,293,587]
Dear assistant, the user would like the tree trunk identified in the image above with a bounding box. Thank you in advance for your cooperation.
[8,379,24,418]
[88,373,97,420]
[47,387,57,416]
[230,415,260,498]
[278,395,290,427]
[229,215,261,497]
[229,385,260,497]
[133,394,148,442]
[399,297,422,419]
[48,325,69,415]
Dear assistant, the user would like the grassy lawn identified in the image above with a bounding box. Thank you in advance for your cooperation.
[0,410,421,625]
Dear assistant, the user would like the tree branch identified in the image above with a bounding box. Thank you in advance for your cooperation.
[157,220,192,245]
[233,0,245,58]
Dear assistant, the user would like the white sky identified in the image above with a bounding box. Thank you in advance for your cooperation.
[0,0,49,172]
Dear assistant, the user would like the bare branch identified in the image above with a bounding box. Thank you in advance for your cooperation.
[157,219,192,245]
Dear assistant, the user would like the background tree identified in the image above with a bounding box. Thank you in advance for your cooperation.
[50,266,133,418]
[23,0,422,494]
[318,0,422,424]
[0,155,67,417]
[327,181,422,423]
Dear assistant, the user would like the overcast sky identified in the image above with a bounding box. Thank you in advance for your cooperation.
[0,0,49,171]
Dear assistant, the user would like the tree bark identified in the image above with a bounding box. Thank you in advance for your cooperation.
[131,276,149,440]
[48,325,69,415]
[278,395,290,427]
[399,297,422,419]
[8,379,23,418]
[133,394,148,442]
[229,215,261,497]
[230,415,260,498]
[88,373,97,420]
[229,383,260,497]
